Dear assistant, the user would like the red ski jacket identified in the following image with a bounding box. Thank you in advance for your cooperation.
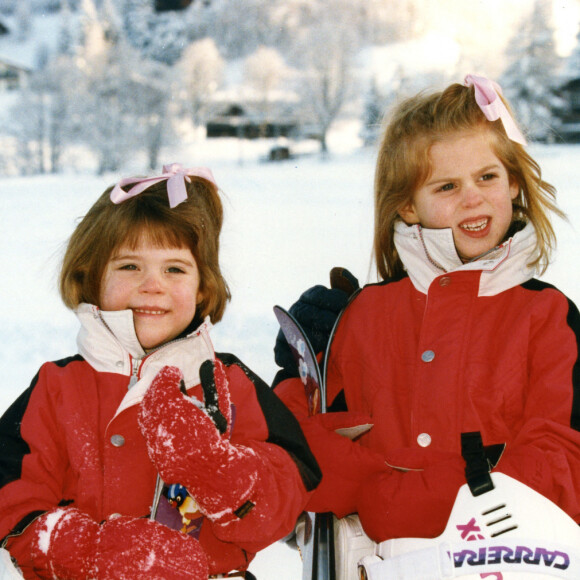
[0,305,320,577]
[276,222,580,542]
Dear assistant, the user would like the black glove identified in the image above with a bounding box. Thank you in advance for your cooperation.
[273,267,359,383]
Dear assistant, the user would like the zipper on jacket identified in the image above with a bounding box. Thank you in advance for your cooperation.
[95,308,144,390]
[128,356,141,389]
[96,306,211,389]
[126,337,193,390]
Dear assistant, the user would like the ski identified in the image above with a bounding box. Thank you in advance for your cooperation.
[273,305,336,580]
[273,306,324,417]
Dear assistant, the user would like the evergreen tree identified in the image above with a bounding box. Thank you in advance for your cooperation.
[561,30,580,81]
[549,29,580,142]
[361,77,383,146]
[500,0,563,142]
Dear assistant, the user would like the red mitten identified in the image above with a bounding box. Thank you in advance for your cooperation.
[298,412,388,517]
[29,507,207,579]
[139,362,263,523]
[357,455,466,542]
[29,507,98,578]
[96,515,207,578]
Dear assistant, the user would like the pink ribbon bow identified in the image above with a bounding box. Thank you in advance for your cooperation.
[110,163,217,208]
[464,74,527,146]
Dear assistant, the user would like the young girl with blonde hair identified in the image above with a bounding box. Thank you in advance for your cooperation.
[0,164,320,579]
[274,75,580,543]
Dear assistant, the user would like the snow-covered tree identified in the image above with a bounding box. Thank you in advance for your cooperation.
[75,48,131,172]
[8,89,48,174]
[78,0,109,61]
[7,53,82,174]
[500,0,563,142]
[244,46,287,134]
[244,46,286,99]
[128,59,174,170]
[122,0,212,65]
[202,0,292,58]
[41,56,83,173]
[175,37,224,129]
[70,0,173,173]
[56,0,77,57]
[34,42,50,71]
[293,2,359,154]
[120,0,152,45]
[4,0,179,175]
[14,0,32,43]
[0,0,17,14]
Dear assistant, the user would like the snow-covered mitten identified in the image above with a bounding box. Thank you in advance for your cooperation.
[29,507,208,579]
[138,362,263,524]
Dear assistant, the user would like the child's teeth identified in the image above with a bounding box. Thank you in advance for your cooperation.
[461,218,488,231]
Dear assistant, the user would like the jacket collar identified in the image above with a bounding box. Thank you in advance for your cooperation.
[394,221,538,296]
[74,304,215,415]
[100,308,147,358]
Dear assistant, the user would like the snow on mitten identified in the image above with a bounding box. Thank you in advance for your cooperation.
[139,362,263,524]
[29,507,98,578]
[96,514,207,578]
[29,507,208,579]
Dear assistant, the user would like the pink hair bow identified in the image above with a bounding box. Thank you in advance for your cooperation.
[110,163,217,208]
[464,74,527,146]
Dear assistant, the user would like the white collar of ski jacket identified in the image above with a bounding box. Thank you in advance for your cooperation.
[75,304,215,416]
[393,220,538,297]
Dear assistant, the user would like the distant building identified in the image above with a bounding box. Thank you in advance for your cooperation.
[0,57,31,92]
[154,0,195,11]
[206,104,299,139]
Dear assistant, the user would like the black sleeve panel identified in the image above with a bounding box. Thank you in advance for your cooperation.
[522,279,580,431]
[567,300,580,431]
[216,352,322,491]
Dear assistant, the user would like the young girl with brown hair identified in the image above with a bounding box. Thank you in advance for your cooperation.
[0,164,320,578]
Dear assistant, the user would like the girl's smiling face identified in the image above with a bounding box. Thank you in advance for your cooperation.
[99,235,202,350]
[399,129,519,262]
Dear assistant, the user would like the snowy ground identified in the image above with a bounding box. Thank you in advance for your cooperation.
[1,133,579,577]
